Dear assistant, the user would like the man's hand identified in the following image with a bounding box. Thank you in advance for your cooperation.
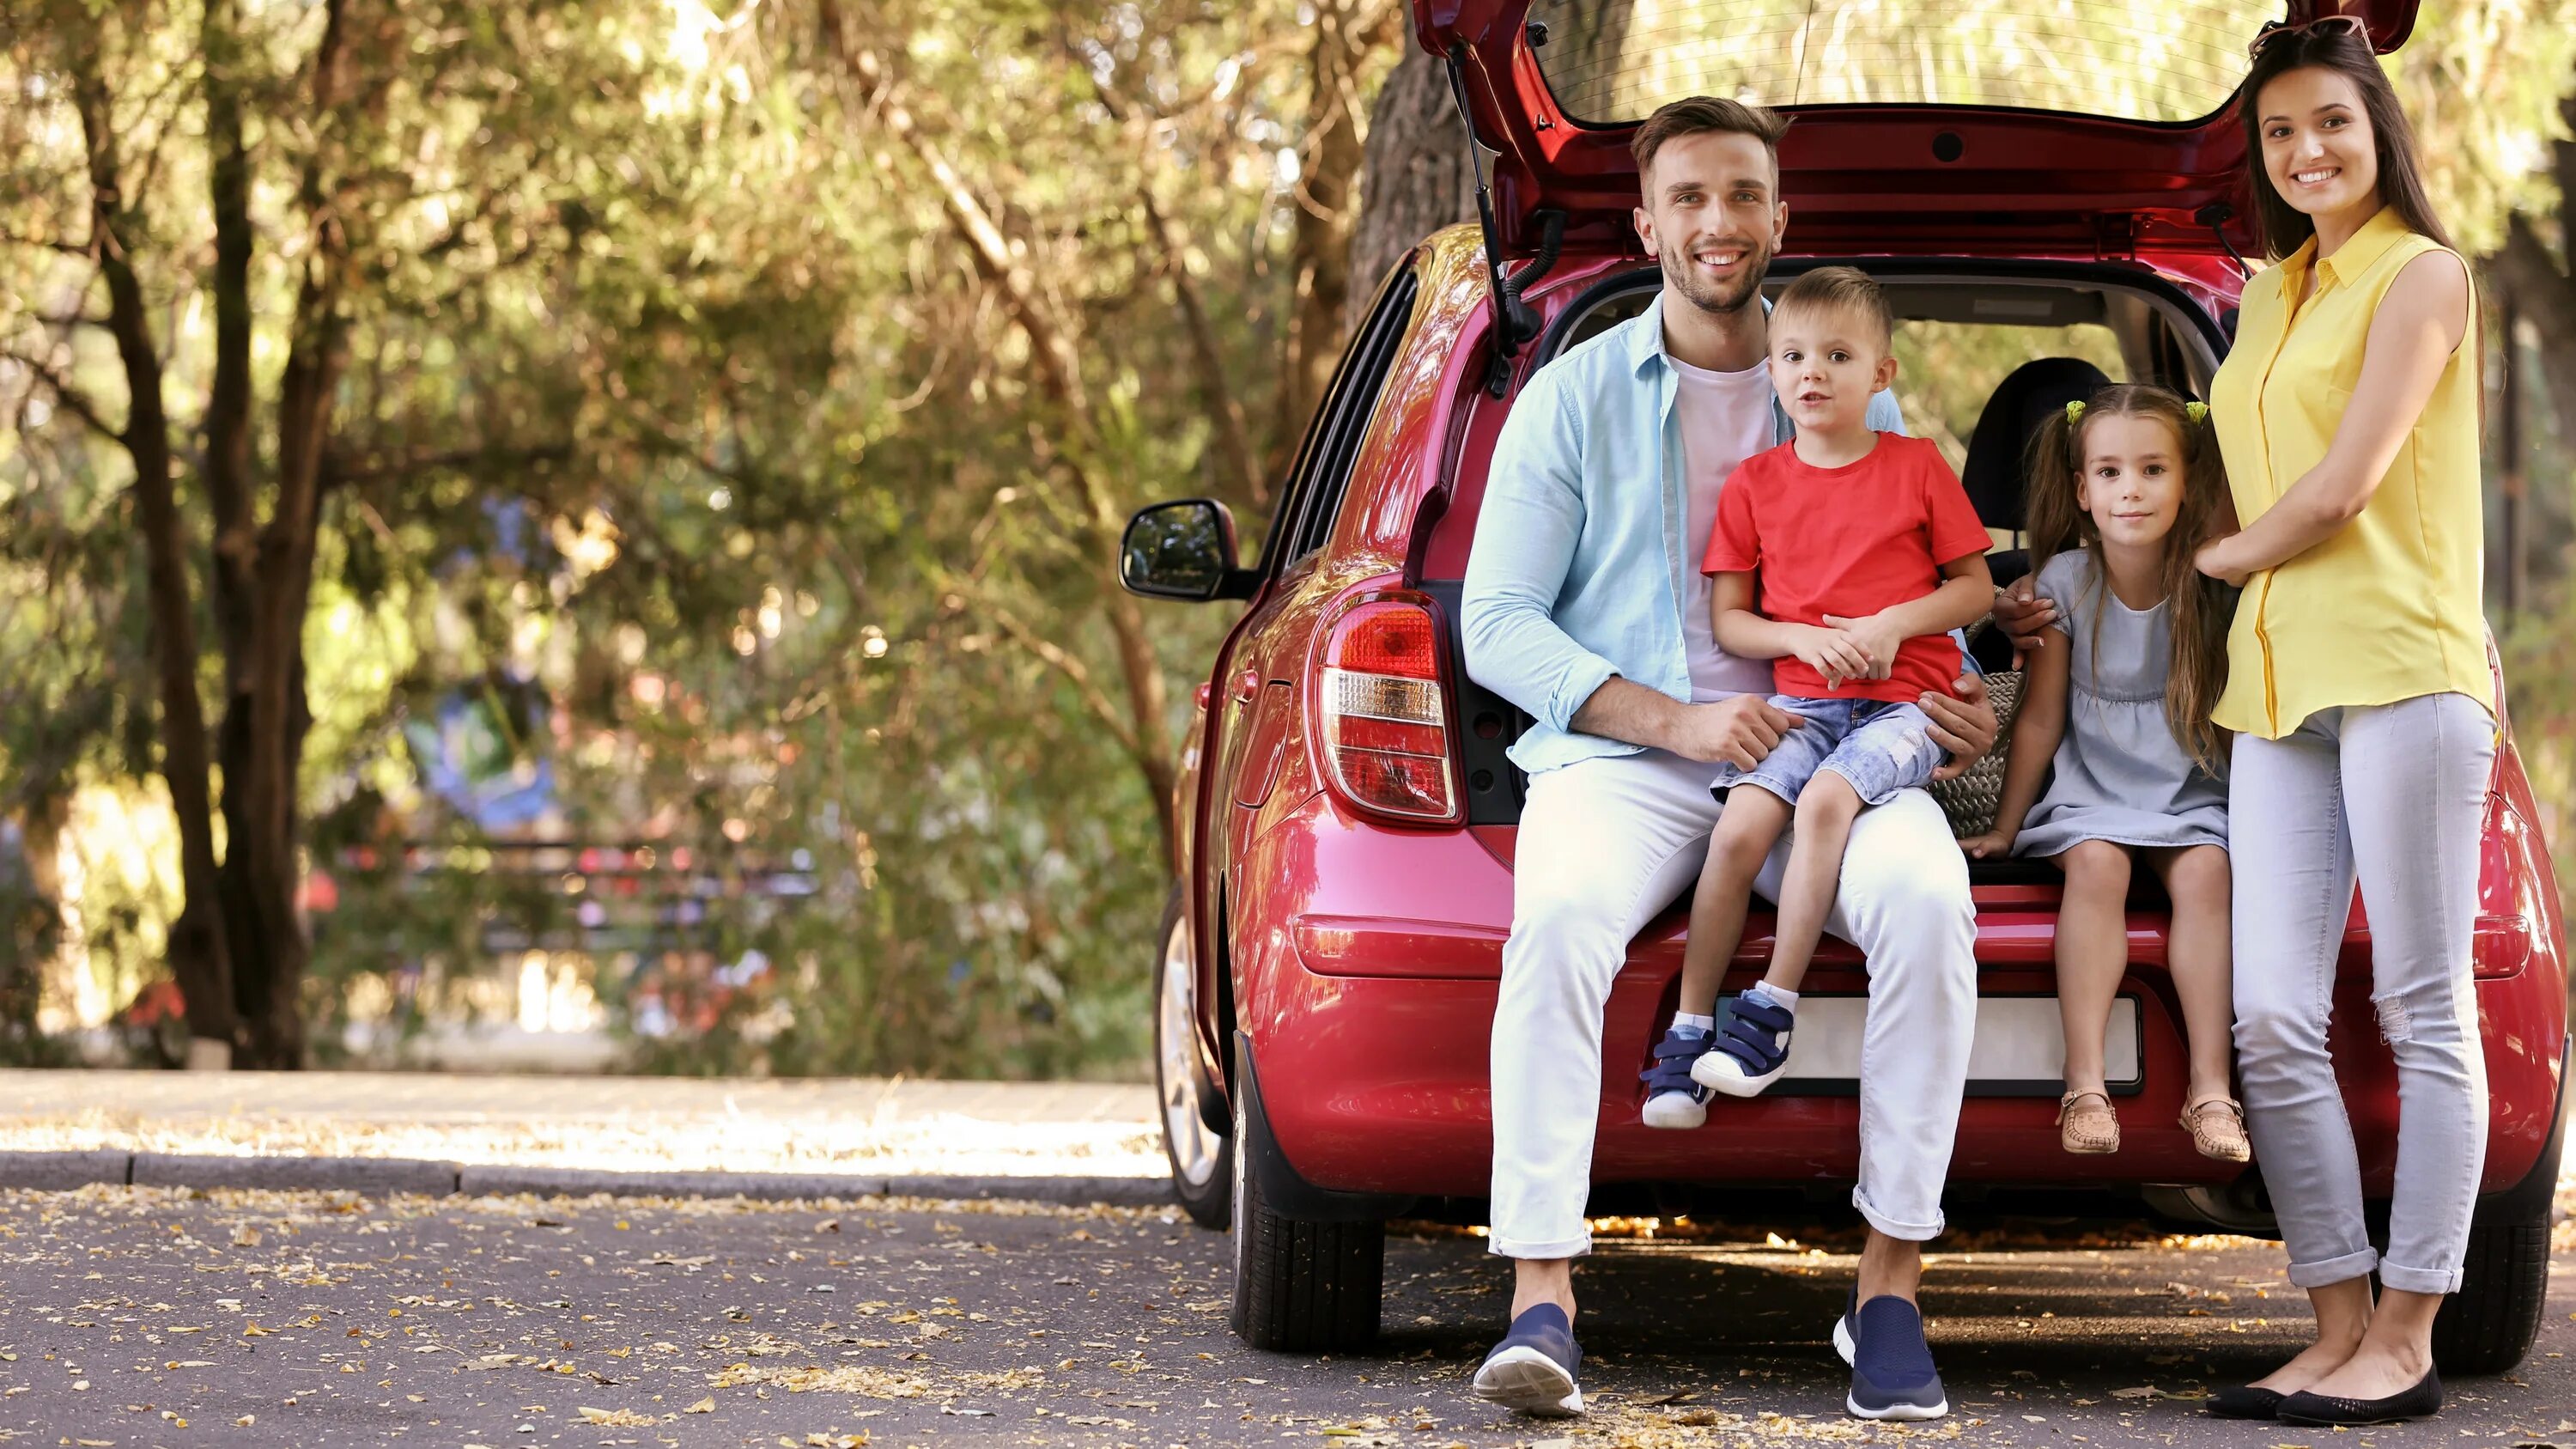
[1989,581,2057,668]
[1919,671,1998,782]
[1665,694,1804,770]
[1820,612,1905,680]
[2195,533,2252,587]
[1786,624,1874,691]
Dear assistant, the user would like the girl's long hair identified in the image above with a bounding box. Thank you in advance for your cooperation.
[2239,22,2454,260]
[2021,384,2236,772]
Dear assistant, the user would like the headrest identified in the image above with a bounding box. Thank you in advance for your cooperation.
[1959,357,2114,533]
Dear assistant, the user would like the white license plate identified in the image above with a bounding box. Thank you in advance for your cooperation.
[1719,993,2141,1096]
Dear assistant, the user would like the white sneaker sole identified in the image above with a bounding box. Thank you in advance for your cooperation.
[1690,1049,1786,1098]
[1640,1093,1706,1129]
[1832,1315,1856,1365]
[1473,1346,1584,1418]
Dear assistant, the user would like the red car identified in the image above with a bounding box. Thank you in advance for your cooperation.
[1121,0,2567,1371]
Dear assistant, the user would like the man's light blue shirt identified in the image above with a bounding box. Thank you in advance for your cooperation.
[1461,292,1908,776]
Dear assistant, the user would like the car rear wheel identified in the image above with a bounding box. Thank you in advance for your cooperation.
[1154,888,1231,1230]
[2430,1207,2551,1374]
[1228,1081,1383,1352]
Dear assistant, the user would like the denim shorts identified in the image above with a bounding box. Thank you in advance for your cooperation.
[1710,695,1945,808]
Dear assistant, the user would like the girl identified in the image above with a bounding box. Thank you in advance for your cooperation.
[2190,14,2493,1429]
[1961,385,2243,1164]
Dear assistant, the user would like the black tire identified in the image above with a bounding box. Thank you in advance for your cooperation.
[1228,1084,1383,1352]
[1153,887,1232,1231]
[2431,1209,2552,1374]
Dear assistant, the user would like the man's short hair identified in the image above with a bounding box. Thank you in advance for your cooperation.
[1772,265,1893,347]
[1630,96,1789,189]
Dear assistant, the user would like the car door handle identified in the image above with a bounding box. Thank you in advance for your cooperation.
[1230,669,1261,703]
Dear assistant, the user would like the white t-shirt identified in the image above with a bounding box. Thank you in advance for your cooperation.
[1670,356,1781,701]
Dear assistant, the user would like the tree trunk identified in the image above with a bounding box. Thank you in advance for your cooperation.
[212,0,362,1070]
[2489,82,2576,590]
[66,30,240,1057]
[1346,43,1478,337]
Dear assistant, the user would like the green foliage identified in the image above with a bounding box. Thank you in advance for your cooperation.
[4,0,2573,1077]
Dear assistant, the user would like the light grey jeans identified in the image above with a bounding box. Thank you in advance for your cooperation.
[2228,691,2494,1294]
[1488,748,1978,1257]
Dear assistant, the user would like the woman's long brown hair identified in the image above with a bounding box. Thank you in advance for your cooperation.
[2022,384,2237,772]
[2239,22,2454,259]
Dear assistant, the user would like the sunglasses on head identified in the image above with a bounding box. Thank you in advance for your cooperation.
[2248,13,2369,57]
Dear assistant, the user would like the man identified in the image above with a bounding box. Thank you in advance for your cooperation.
[1460,96,2020,1422]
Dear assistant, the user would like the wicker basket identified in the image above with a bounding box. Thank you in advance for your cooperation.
[1927,631,2025,839]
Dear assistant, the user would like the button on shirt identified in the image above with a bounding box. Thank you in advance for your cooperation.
[1461,293,1906,776]
[2207,205,2490,740]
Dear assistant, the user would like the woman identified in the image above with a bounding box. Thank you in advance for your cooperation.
[2192,13,2493,1428]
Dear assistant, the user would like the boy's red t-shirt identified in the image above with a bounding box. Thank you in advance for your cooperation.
[1702,433,1990,703]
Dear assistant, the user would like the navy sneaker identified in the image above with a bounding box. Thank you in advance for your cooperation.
[1690,989,1795,1097]
[1638,1023,1713,1129]
[1837,1292,1947,1421]
[1472,1302,1583,1418]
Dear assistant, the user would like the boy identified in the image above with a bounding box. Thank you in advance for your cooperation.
[1642,267,1994,1128]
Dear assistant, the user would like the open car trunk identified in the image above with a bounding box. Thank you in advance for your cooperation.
[1412,0,2420,256]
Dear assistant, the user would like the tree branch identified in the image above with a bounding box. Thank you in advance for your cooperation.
[3,348,125,442]
[0,230,94,257]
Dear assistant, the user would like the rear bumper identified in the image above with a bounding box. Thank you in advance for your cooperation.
[1231,798,2568,1206]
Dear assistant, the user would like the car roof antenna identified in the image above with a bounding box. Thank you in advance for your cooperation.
[1444,42,1566,398]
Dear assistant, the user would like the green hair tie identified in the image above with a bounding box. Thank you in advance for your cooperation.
[2064,399,2086,423]
[2185,400,2209,424]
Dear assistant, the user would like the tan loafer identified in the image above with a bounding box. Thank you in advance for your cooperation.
[2057,1089,2120,1154]
[2180,1095,2251,1162]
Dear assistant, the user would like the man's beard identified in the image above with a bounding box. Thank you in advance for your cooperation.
[1659,234,1771,316]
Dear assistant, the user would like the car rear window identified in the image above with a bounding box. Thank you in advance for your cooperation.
[1526,0,2271,125]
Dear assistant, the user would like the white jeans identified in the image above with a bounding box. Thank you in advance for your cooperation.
[1488,747,1979,1257]
[2229,693,2495,1294]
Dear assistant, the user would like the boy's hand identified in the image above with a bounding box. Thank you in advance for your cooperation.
[1960,826,2019,859]
[1820,611,1905,680]
[1789,624,1873,690]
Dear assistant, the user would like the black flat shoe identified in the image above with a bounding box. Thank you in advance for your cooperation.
[2202,1384,2285,1419]
[2275,1368,2442,1426]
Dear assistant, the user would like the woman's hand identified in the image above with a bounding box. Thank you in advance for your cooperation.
[1960,827,2018,860]
[1920,671,1999,782]
[1988,579,2057,667]
[2196,533,2251,587]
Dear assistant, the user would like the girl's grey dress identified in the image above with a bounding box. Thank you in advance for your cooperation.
[2013,549,2228,858]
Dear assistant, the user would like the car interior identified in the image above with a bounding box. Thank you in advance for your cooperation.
[1432,262,2227,886]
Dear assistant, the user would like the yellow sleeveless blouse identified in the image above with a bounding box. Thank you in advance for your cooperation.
[2208,205,2490,740]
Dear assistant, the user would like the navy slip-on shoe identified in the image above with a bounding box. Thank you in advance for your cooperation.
[1472,1302,1584,1418]
[1842,1294,1947,1421]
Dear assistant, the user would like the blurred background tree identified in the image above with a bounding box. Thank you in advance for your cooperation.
[1,0,2571,1076]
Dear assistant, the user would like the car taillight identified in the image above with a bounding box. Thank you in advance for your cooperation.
[1316,597,1459,823]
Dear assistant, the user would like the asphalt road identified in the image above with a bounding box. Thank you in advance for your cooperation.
[1,1185,2568,1449]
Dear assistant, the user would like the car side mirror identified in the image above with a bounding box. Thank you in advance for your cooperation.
[1119,499,1255,602]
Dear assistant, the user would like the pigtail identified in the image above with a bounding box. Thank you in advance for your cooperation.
[2019,402,2091,573]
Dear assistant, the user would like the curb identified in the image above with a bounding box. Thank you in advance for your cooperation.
[0,1150,1172,1209]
